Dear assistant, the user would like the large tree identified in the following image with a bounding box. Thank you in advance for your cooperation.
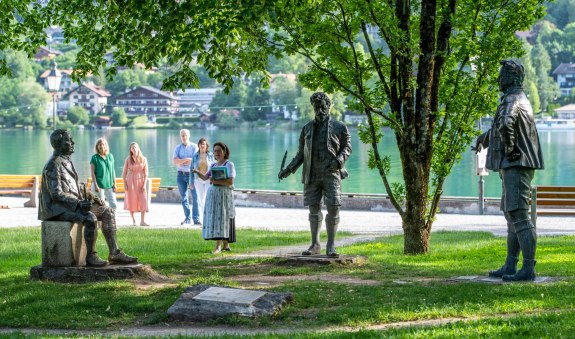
[9,0,546,253]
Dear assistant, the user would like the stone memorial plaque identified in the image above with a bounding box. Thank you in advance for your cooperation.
[168,284,294,321]
[193,287,266,306]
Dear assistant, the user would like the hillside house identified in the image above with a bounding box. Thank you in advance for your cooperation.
[62,83,111,115]
[552,63,575,96]
[114,86,179,117]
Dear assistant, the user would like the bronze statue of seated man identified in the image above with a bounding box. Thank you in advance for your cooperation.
[38,129,137,267]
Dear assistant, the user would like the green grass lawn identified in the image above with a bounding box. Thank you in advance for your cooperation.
[1,227,575,337]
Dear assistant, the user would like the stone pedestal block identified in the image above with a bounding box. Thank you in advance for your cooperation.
[30,264,165,283]
[41,221,86,267]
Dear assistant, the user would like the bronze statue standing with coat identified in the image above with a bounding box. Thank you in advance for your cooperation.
[475,60,544,281]
[279,92,352,257]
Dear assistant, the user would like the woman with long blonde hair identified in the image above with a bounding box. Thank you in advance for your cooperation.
[122,142,149,226]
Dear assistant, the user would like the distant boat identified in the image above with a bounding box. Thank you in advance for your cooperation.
[535,118,575,131]
[205,123,218,131]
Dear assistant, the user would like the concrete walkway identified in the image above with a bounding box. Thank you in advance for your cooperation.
[1,196,573,236]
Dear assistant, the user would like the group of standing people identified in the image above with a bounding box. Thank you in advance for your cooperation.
[40,127,237,257]
[173,129,237,253]
[80,128,238,254]
[89,138,149,226]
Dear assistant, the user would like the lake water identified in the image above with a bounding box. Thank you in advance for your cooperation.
[1,128,573,198]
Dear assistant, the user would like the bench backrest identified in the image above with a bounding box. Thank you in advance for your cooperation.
[534,186,575,207]
[531,185,575,227]
[86,177,161,193]
[0,175,40,188]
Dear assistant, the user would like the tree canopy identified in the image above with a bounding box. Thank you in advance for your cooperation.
[0,1,45,77]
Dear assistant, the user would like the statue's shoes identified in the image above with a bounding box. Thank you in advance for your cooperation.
[108,249,138,264]
[302,244,321,255]
[488,267,516,278]
[86,253,108,267]
[326,248,339,258]
[502,269,536,282]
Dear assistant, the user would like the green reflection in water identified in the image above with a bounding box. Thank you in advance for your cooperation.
[1,129,571,197]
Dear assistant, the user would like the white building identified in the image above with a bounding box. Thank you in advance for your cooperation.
[176,88,219,115]
[555,104,575,119]
[552,63,575,96]
[62,83,111,115]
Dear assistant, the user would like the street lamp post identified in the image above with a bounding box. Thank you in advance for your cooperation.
[46,60,62,129]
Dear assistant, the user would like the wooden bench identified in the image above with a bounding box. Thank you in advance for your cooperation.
[86,177,161,207]
[530,186,575,227]
[0,174,41,207]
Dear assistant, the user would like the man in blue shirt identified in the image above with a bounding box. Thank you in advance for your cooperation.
[173,129,199,225]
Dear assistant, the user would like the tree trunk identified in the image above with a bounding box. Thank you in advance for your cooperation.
[400,139,433,254]
[403,211,430,254]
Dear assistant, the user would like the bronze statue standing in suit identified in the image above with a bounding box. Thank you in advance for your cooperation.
[39,129,137,267]
[279,92,352,257]
[475,60,544,281]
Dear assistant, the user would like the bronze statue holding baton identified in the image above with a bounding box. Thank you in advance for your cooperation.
[278,92,352,257]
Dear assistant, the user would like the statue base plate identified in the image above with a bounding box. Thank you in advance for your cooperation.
[447,275,559,284]
[275,254,367,266]
[29,263,167,283]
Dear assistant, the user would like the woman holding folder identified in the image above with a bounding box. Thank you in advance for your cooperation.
[192,141,236,254]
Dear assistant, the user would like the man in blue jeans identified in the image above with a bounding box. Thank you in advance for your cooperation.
[173,129,200,225]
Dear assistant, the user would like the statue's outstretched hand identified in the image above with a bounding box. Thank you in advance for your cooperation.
[278,168,290,180]
[471,141,483,153]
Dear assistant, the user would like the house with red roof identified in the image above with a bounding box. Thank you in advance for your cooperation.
[62,82,111,115]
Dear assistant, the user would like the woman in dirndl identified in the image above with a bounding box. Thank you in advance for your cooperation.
[192,141,236,254]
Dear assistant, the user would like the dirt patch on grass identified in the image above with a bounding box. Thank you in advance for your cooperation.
[130,268,177,290]
[132,279,178,290]
[231,273,380,287]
